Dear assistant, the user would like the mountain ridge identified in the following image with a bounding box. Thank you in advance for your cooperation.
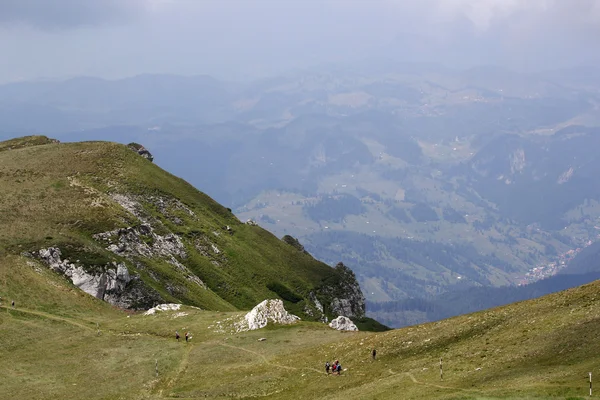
[0,135,375,327]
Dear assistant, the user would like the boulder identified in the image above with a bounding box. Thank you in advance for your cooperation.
[235,299,300,332]
[329,316,358,331]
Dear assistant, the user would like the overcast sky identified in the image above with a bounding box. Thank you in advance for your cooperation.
[1,0,599,83]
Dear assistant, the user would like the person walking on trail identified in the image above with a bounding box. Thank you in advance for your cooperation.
[175,330,180,342]
[325,361,331,375]
[185,332,189,343]
[372,348,377,360]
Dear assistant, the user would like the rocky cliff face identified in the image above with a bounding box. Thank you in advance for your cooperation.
[34,247,161,309]
[315,262,366,319]
[93,220,206,290]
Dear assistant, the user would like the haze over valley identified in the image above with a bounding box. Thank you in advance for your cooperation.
[3,62,600,327]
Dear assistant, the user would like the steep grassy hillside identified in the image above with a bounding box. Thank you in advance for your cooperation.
[2,249,600,399]
[0,136,366,321]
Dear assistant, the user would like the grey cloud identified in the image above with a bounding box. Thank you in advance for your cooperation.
[376,0,600,69]
[0,0,148,29]
[0,0,598,83]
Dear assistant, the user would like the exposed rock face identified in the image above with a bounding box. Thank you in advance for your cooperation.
[329,316,358,331]
[331,298,359,319]
[36,247,161,309]
[307,292,327,322]
[149,196,196,225]
[102,194,210,291]
[93,223,206,289]
[127,142,154,162]
[94,224,187,260]
[235,299,300,332]
[310,292,324,314]
[317,262,366,319]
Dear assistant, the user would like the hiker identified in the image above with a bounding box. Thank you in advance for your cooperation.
[11,300,14,308]
[372,348,377,360]
[325,361,331,375]
[185,332,189,342]
[335,362,342,375]
[175,330,180,342]
[332,360,340,375]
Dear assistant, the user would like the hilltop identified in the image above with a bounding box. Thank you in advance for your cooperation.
[0,136,378,327]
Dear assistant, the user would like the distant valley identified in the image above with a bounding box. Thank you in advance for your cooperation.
[3,62,600,327]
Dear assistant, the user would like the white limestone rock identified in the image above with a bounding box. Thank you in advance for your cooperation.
[37,247,132,300]
[36,247,160,309]
[329,316,359,331]
[235,299,300,332]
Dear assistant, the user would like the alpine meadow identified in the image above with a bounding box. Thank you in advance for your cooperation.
[3,1,600,398]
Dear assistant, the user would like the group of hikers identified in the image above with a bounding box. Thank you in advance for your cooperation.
[175,330,190,342]
[325,349,376,376]
[325,360,342,375]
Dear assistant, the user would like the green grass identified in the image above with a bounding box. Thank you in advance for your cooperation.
[3,252,600,399]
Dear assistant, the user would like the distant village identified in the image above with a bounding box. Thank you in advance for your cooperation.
[518,237,598,285]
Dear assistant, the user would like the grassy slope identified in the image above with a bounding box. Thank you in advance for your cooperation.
[0,137,341,314]
[3,251,600,399]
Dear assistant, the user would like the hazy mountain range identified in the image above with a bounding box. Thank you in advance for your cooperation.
[3,62,600,327]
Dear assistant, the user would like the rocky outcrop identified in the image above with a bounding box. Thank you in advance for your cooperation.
[148,196,196,225]
[35,247,161,309]
[329,316,358,331]
[93,223,206,289]
[101,193,209,290]
[316,262,366,319]
[94,224,187,260]
[127,142,154,162]
[235,299,300,332]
